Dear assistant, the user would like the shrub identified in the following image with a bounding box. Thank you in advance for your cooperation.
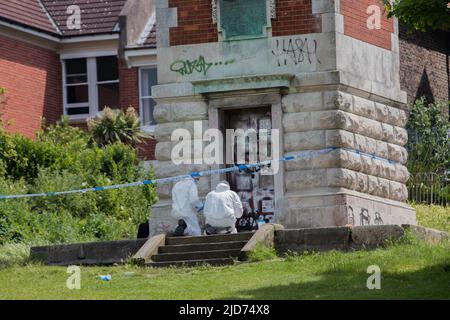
[0,118,157,245]
[87,107,146,147]
[406,98,450,175]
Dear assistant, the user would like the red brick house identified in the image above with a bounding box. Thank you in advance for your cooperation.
[0,0,448,163]
[0,0,158,159]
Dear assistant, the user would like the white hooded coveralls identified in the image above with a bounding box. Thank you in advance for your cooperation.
[203,182,244,233]
[171,179,202,236]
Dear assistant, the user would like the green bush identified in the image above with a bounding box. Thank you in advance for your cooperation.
[0,118,157,246]
[406,98,450,175]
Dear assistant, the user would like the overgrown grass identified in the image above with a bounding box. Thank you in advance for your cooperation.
[0,243,30,269]
[414,204,450,233]
[0,240,448,299]
[247,244,278,262]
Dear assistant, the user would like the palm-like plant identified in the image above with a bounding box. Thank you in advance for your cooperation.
[87,107,146,147]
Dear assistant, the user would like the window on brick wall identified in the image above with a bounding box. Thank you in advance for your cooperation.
[63,56,119,119]
[139,67,158,131]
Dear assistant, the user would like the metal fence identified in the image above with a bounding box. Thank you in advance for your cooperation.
[407,172,450,206]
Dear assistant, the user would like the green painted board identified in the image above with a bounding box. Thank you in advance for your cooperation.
[219,0,267,40]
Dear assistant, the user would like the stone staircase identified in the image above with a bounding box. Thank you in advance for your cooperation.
[148,232,254,268]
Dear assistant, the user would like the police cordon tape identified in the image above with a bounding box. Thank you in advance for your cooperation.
[0,147,400,200]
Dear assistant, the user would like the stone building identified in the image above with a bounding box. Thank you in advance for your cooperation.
[149,0,422,235]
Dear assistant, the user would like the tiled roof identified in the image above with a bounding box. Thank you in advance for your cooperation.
[0,0,60,34]
[143,24,156,48]
[41,0,127,36]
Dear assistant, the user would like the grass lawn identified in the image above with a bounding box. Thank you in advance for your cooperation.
[0,240,449,300]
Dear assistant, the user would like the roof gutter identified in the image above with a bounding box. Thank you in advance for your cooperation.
[0,18,61,42]
[0,18,122,45]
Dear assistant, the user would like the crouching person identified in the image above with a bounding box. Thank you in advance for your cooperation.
[171,178,203,236]
[203,181,243,234]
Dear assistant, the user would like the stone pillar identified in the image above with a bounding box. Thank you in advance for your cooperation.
[149,0,416,235]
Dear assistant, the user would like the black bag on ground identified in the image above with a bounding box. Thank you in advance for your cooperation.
[137,222,150,239]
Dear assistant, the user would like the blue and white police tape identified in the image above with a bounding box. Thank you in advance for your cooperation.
[0,147,399,200]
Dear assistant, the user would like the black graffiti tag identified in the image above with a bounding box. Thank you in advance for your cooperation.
[170,56,214,76]
[272,38,321,67]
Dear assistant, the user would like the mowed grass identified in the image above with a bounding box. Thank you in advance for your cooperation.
[0,239,449,300]
[0,204,448,300]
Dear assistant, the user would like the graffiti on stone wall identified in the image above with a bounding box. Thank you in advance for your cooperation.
[272,38,321,67]
[346,206,384,226]
[170,56,235,76]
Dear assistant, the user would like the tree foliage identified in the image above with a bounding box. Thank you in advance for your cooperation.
[406,98,450,175]
[383,0,450,31]
[0,119,157,245]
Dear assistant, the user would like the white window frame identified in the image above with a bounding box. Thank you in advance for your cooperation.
[139,65,158,134]
[62,52,119,121]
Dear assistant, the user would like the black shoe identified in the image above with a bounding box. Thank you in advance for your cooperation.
[173,219,188,237]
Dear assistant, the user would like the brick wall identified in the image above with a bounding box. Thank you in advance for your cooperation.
[0,34,62,138]
[168,0,218,46]
[169,0,321,46]
[119,60,140,110]
[340,0,394,50]
[271,0,321,36]
[118,60,157,160]
[399,24,450,104]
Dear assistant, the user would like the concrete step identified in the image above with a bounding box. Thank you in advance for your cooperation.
[159,241,248,254]
[152,249,243,262]
[165,232,253,245]
[148,258,235,268]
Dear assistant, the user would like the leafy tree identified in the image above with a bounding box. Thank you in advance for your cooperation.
[383,0,450,31]
[406,98,450,175]
[87,107,146,147]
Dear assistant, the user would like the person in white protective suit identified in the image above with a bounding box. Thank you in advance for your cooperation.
[171,178,203,236]
[203,181,244,234]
